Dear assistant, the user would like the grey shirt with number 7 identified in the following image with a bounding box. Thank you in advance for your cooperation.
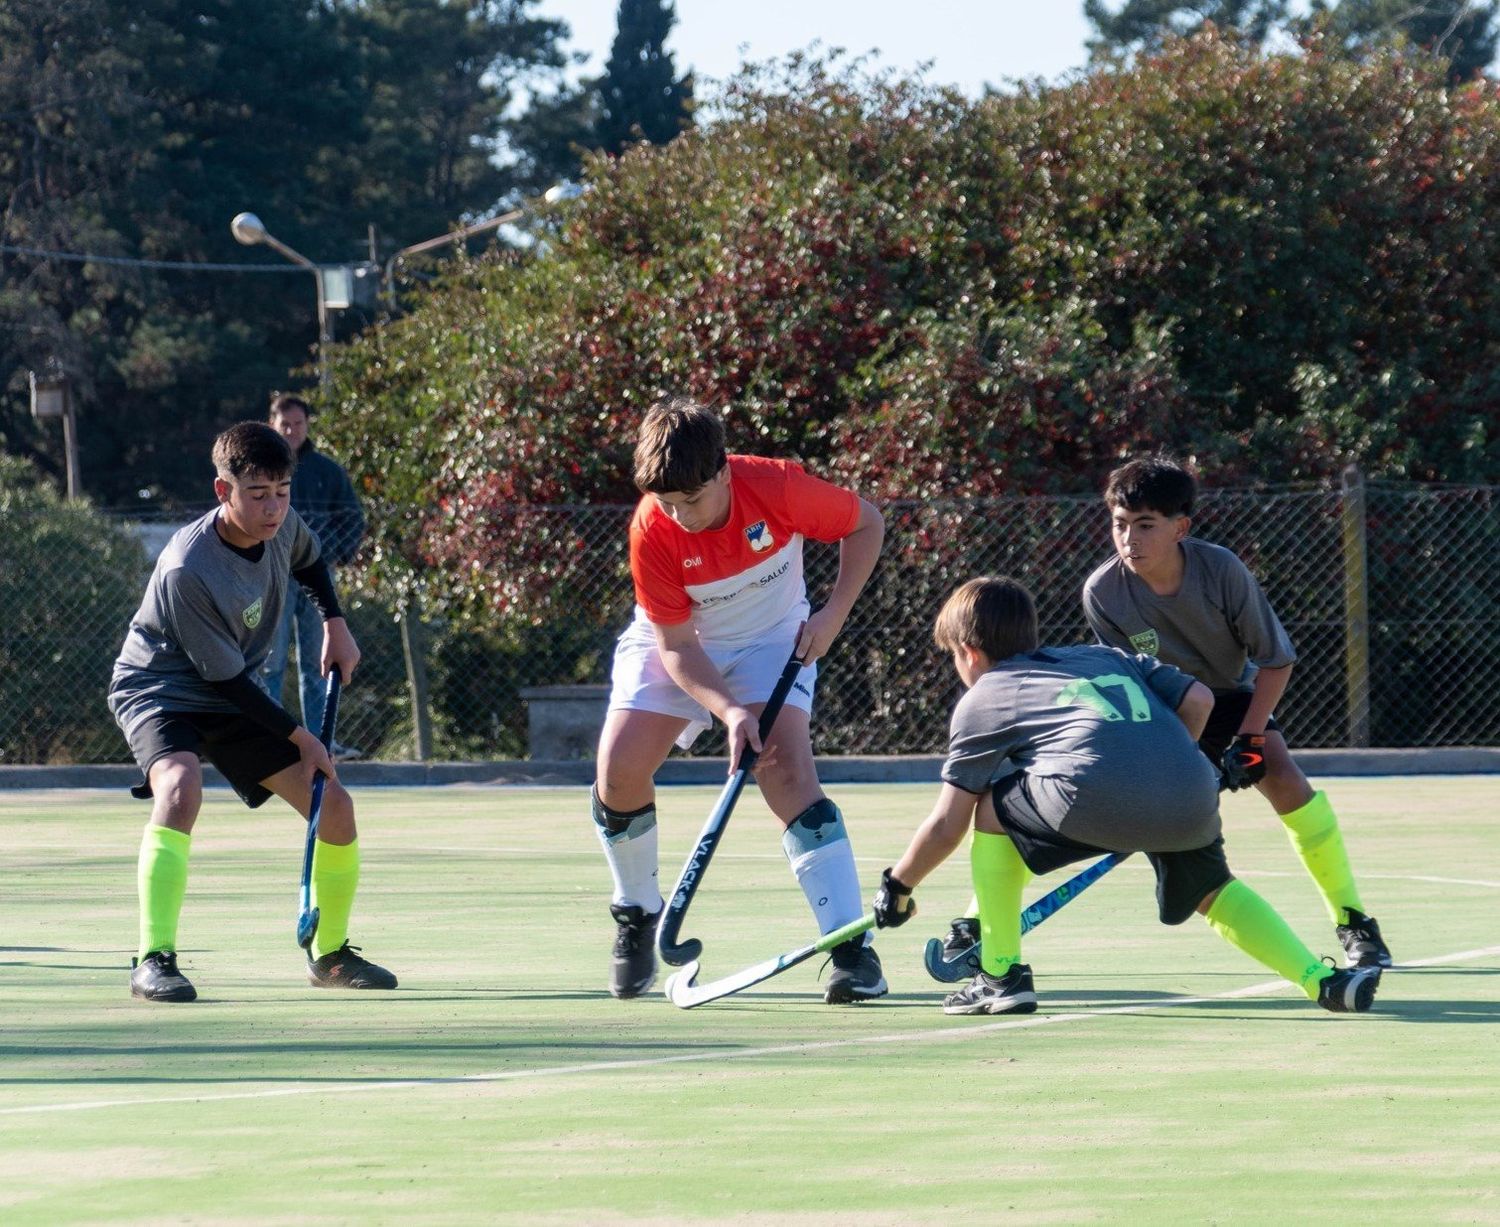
[941,644,1220,852]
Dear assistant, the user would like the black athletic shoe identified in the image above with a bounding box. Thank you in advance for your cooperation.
[307,942,398,990]
[1336,910,1393,969]
[942,916,983,976]
[824,938,888,1004]
[610,903,661,999]
[1316,963,1381,1013]
[943,963,1038,1016]
[130,951,197,1002]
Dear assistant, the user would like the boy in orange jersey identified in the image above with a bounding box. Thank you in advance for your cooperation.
[593,397,886,1004]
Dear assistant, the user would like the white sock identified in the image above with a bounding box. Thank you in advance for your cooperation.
[782,801,865,937]
[595,809,663,913]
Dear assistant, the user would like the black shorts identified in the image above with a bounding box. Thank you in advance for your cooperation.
[990,773,1232,926]
[124,710,300,809]
[1198,692,1280,768]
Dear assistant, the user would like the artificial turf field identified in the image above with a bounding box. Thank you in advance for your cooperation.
[4,777,1498,1225]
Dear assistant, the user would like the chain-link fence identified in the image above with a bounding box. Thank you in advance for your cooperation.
[2,474,1495,765]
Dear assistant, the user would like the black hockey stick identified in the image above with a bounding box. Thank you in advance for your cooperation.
[656,648,805,967]
[295,665,343,952]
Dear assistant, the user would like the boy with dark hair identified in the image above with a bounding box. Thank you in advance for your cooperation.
[108,421,395,1002]
[872,577,1380,1016]
[594,396,887,1004]
[1078,455,1391,968]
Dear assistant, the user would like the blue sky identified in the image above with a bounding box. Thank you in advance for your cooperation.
[535,1,1098,95]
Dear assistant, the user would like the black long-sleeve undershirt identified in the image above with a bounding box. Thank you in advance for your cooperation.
[292,559,343,621]
[208,669,299,739]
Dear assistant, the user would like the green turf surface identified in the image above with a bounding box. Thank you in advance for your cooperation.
[5,778,1498,1224]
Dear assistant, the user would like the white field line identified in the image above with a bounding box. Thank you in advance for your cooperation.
[5,943,1497,1120]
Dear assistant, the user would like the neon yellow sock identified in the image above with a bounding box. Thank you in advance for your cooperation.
[972,831,1031,977]
[1280,790,1364,925]
[137,824,191,960]
[1204,878,1329,999]
[311,838,360,960]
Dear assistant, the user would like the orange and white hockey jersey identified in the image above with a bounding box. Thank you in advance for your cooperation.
[628,456,861,648]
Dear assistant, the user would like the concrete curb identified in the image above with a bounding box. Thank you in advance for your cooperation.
[2,747,1496,790]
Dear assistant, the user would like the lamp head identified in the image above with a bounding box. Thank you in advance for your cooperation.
[230,212,267,246]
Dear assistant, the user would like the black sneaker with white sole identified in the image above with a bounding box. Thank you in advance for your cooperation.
[1336,910,1393,969]
[610,903,661,999]
[942,916,982,975]
[307,942,398,989]
[943,963,1038,1016]
[824,938,887,1004]
[130,950,197,1002]
[1316,963,1380,1013]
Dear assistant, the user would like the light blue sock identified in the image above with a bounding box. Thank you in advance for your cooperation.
[782,799,865,939]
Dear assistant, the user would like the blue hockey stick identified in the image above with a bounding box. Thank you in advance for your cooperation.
[295,665,343,953]
[922,851,1130,983]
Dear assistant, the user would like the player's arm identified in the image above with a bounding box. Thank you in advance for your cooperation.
[1175,680,1214,741]
[652,619,762,768]
[1238,662,1290,736]
[872,784,980,928]
[798,498,884,664]
[290,524,361,683]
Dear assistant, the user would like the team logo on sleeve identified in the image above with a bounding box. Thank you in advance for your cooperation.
[242,598,263,629]
[744,520,774,552]
[1129,628,1159,655]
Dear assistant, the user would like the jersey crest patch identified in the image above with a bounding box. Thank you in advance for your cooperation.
[242,598,263,630]
[744,520,774,553]
[1129,628,1159,656]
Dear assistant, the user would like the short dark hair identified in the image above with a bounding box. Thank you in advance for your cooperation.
[269,392,311,420]
[1103,456,1196,517]
[632,397,728,494]
[213,421,294,482]
[934,576,1039,662]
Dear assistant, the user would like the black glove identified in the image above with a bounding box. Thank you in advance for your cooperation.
[873,867,917,928]
[1220,732,1268,791]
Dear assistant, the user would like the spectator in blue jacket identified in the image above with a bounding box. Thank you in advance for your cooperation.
[263,393,366,755]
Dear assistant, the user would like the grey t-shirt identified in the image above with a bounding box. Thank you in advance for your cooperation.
[1081,538,1296,694]
[108,509,319,734]
[941,644,1220,852]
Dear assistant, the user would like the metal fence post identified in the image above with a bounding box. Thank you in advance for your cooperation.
[399,600,434,761]
[1340,464,1371,747]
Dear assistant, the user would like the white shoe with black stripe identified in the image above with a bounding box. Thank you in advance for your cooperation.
[943,963,1038,1015]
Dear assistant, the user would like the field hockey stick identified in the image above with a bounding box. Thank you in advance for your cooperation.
[922,851,1130,983]
[295,664,342,953]
[665,913,875,1009]
[656,648,805,967]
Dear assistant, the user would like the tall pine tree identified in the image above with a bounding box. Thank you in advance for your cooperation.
[595,0,693,154]
[1085,1,1291,56]
[1305,1,1499,82]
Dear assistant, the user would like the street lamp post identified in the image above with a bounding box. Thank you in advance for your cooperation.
[381,182,586,301]
[230,211,332,379]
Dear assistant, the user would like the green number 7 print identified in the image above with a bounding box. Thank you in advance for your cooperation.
[1055,674,1151,722]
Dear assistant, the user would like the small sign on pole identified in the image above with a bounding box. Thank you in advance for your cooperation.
[29,369,69,419]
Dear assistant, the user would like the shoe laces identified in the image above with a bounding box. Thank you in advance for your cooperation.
[612,912,652,956]
[151,950,181,974]
[827,938,866,972]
